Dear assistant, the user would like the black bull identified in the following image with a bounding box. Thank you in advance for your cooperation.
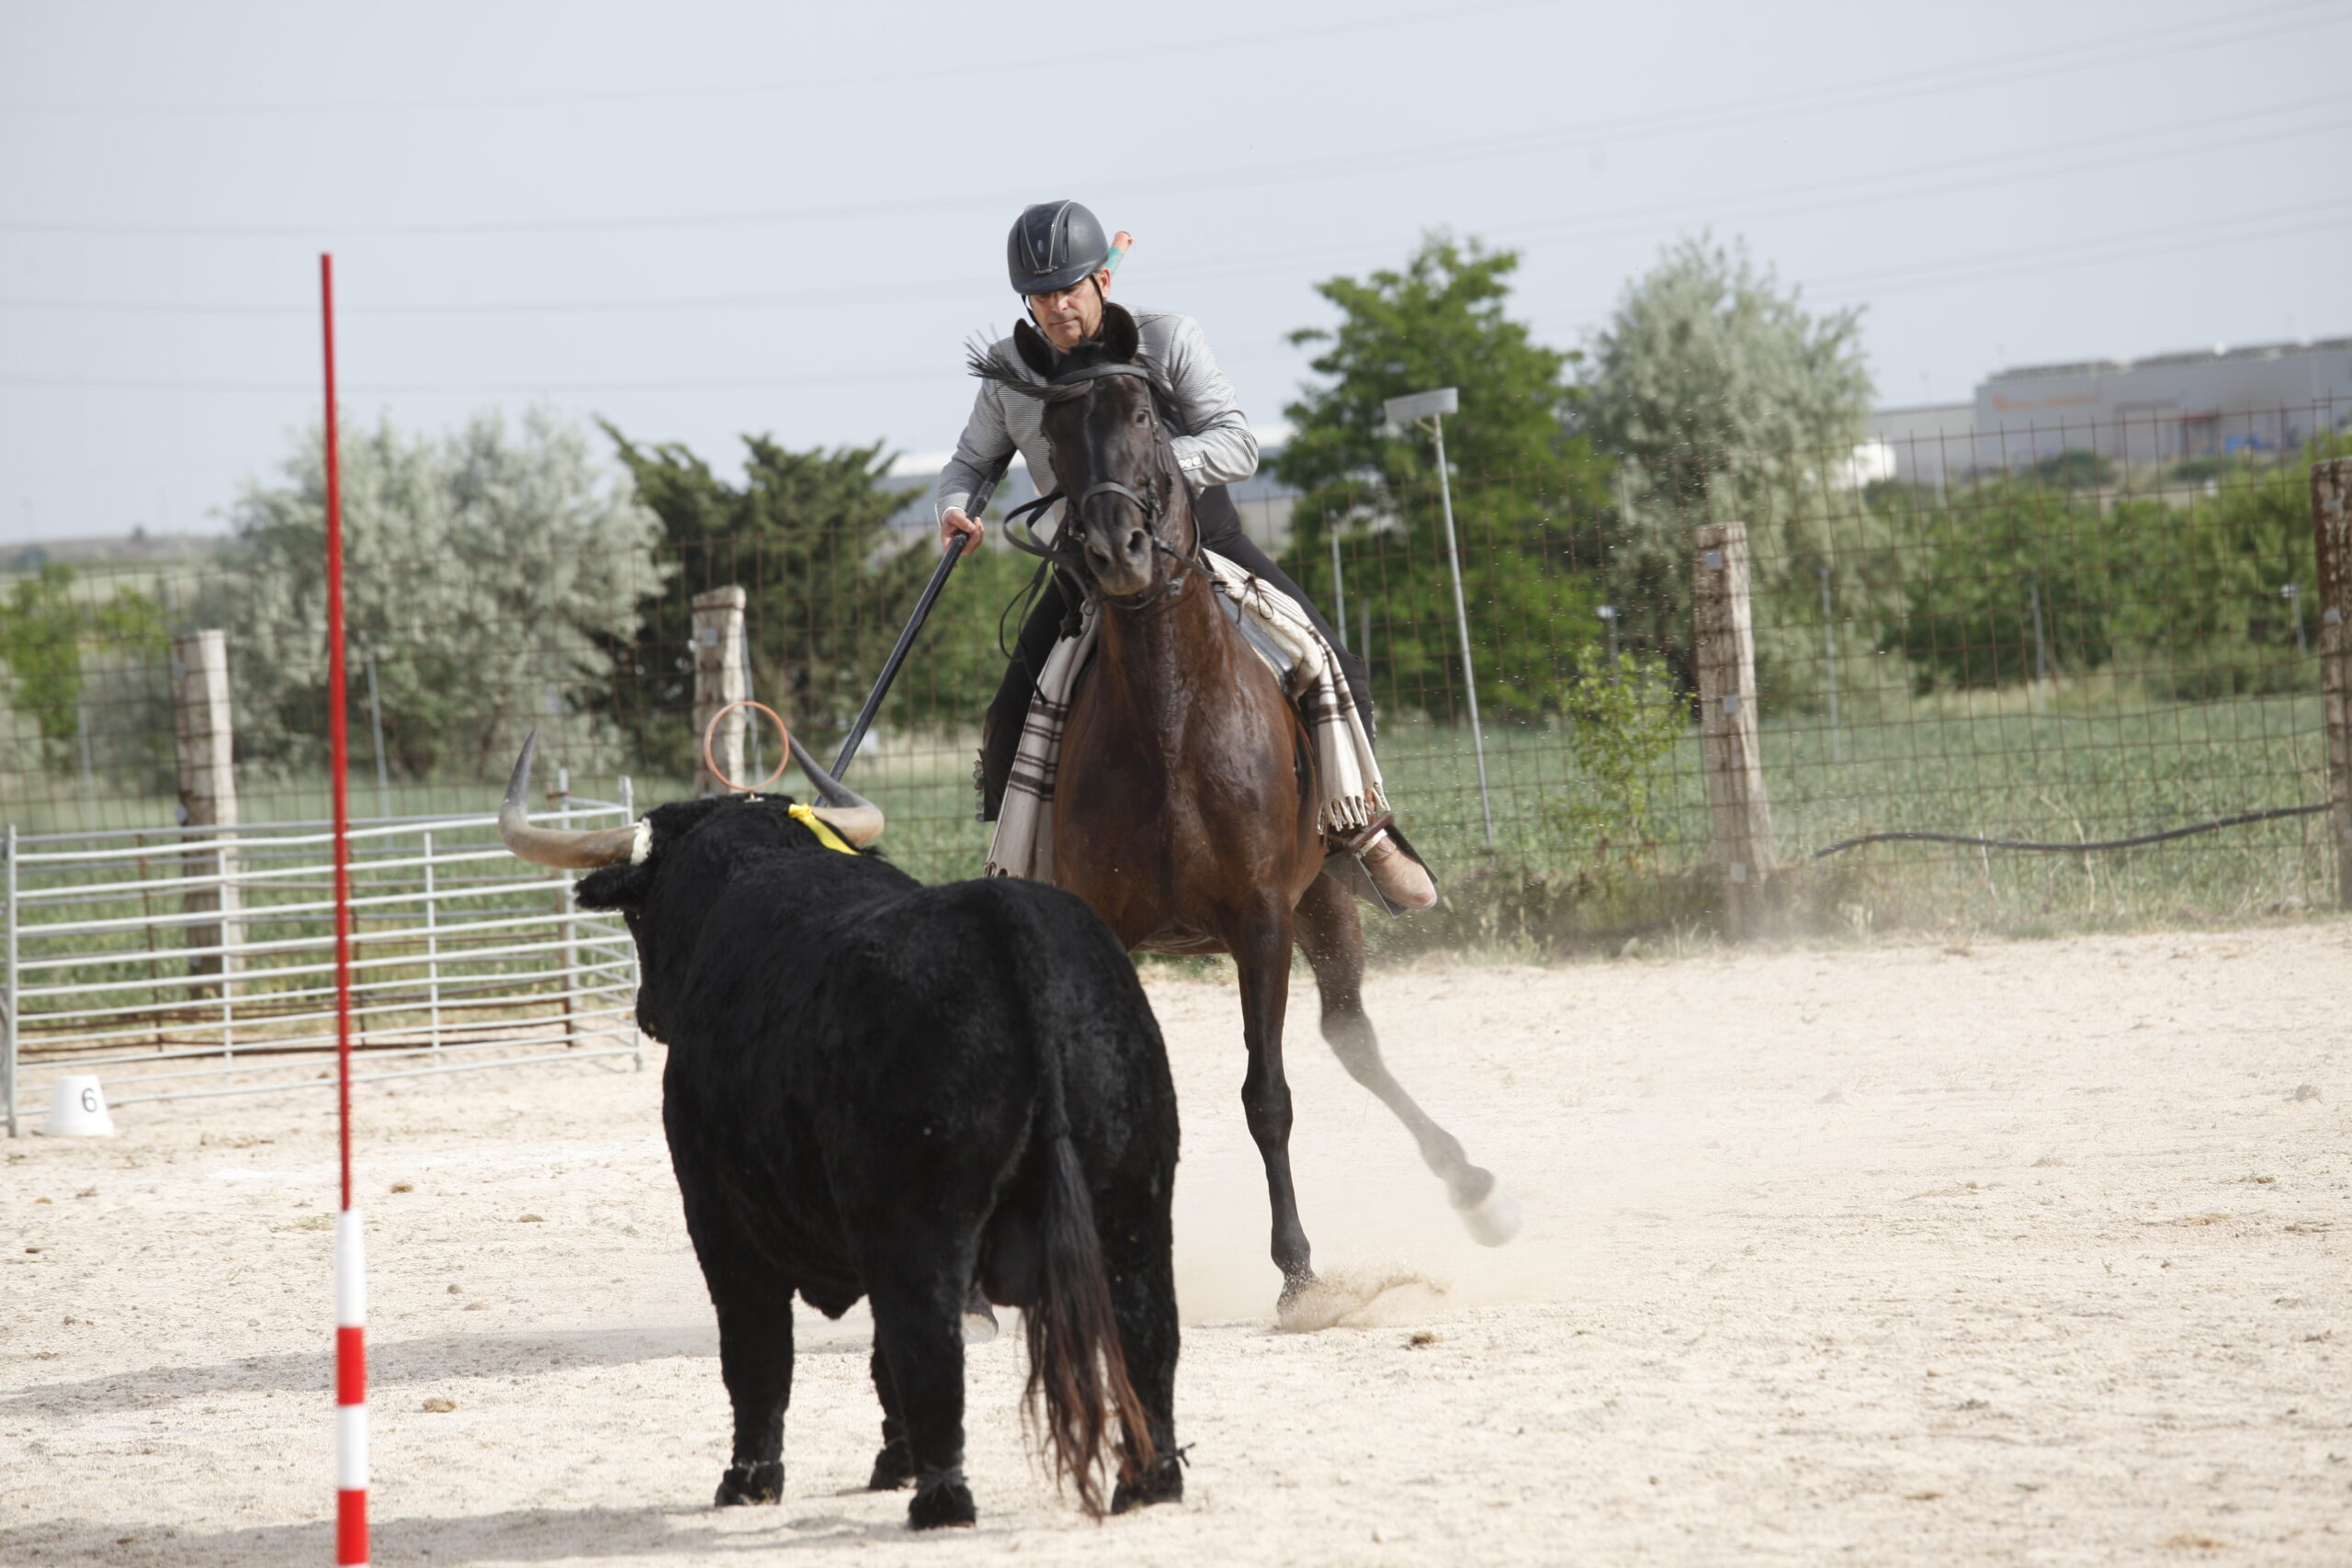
[502,743,1182,1527]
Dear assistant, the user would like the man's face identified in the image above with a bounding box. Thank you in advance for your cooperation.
[1026,268,1112,351]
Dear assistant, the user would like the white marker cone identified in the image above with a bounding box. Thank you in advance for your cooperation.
[42,1075,115,1136]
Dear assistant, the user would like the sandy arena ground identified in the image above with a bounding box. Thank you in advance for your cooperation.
[3,923,2347,1565]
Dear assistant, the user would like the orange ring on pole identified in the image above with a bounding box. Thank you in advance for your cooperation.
[701,700,791,795]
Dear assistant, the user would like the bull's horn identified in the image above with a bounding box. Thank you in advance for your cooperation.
[496,730,646,869]
[787,733,885,846]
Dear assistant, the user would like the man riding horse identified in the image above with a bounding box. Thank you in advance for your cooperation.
[935,199,1436,910]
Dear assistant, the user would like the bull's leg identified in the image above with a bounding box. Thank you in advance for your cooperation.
[709,1280,793,1506]
[961,1279,1000,1345]
[867,1266,976,1529]
[865,1333,914,1491]
[1230,903,1315,1299]
[1295,871,1521,1245]
[1102,1192,1183,1512]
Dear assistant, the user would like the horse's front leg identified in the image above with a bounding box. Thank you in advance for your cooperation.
[1228,899,1315,1303]
[1295,871,1521,1247]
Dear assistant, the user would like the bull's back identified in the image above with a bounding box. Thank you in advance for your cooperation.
[659,872,1166,1277]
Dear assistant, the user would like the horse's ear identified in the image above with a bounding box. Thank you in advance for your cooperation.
[1012,319,1058,379]
[1100,301,1140,363]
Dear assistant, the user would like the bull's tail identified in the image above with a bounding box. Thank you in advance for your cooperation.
[1023,1039,1156,1517]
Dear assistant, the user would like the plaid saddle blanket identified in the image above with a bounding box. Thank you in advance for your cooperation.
[984,551,1387,881]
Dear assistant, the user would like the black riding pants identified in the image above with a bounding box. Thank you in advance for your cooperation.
[977,483,1374,821]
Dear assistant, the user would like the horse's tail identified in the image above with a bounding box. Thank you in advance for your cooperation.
[1023,980,1156,1517]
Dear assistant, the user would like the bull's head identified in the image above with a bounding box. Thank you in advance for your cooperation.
[494,728,885,873]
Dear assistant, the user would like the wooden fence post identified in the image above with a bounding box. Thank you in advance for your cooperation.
[170,629,241,982]
[1693,522,1776,938]
[691,586,748,797]
[2313,457,2352,910]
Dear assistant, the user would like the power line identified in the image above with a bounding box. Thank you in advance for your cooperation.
[1516,199,2352,332]
[0,0,1560,118]
[10,197,2341,400]
[7,96,2343,321]
[4,0,2340,240]
[1809,207,2352,299]
[1136,105,2352,290]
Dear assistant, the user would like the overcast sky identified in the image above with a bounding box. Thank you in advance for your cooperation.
[3,0,2346,544]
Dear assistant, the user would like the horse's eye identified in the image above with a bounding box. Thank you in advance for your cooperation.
[1135,409,1149,426]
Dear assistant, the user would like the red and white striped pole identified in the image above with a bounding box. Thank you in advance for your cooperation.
[322,251,368,1567]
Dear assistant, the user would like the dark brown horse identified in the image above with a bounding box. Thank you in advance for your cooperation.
[976,306,1518,1312]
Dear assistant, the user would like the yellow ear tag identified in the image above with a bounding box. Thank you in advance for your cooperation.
[786,803,860,855]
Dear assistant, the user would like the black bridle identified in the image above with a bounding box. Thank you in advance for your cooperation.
[997,361,1214,610]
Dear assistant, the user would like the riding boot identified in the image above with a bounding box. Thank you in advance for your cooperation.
[1325,813,1439,913]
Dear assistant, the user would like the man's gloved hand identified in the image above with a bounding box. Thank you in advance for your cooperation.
[940,508,983,554]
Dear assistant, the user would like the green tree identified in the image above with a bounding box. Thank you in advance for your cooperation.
[1275,233,1612,719]
[1544,651,1690,869]
[1582,235,1880,705]
[1884,480,2120,693]
[0,561,170,791]
[603,430,943,769]
[0,558,168,736]
[209,408,665,780]
[1887,432,2350,700]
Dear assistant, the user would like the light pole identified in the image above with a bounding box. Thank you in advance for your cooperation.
[1384,386,1492,848]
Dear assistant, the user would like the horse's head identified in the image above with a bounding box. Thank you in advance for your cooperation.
[974,303,1194,603]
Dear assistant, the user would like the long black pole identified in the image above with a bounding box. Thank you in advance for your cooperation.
[832,456,1012,776]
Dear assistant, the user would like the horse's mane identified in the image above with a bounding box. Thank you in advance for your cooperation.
[964,308,1167,409]
[965,337,1050,399]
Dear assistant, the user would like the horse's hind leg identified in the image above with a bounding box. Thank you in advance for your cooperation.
[1295,871,1521,1246]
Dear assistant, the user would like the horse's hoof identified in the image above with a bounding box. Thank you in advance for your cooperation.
[961,1304,1000,1346]
[1275,1273,1339,1332]
[1456,1182,1522,1247]
[907,1468,976,1529]
[713,1460,782,1506]
[866,1438,915,1491]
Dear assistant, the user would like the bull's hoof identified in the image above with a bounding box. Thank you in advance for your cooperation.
[1454,1177,1522,1247]
[1112,1452,1185,1513]
[713,1460,782,1506]
[866,1438,915,1491]
[907,1467,976,1529]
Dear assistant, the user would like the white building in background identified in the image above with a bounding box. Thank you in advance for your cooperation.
[1976,337,2352,468]
[1871,336,2352,489]
[1867,402,1976,492]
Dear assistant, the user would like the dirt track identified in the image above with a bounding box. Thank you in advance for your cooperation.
[4,923,2347,1565]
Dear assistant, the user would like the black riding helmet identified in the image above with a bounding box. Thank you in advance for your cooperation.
[1006,200,1111,299]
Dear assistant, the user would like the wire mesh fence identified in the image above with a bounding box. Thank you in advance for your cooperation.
[3,404,2346,992]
